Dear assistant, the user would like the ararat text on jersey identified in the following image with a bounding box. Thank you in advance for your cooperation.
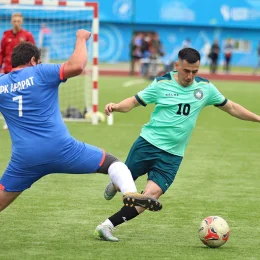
[0,76,34,95]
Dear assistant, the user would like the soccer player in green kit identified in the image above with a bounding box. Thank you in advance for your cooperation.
[94,48,260,242]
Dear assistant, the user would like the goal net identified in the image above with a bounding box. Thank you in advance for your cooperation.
[0,0,99,124]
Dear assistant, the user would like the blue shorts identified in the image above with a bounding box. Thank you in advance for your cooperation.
[0,141,105,192]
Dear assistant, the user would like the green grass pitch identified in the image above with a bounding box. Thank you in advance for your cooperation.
[0,76,260,260]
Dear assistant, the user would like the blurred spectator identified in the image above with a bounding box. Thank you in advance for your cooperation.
[134,32,143,47]
[0,12,35,130]
[209,39,220,74]
[253,41,260,75]
[161,47,179,73]
[38,23,52,63]
[182,38,191,48]
[223,38,233,73]
[140,33,151,77]
[149,32,164,79]
[162,54,174,73]
[129,32,143,76]
[201,41,211,66]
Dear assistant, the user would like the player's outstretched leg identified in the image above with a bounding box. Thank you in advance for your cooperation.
[123,192,162,212]
[104,181,162,211]
[103,180,162,211]
[98,153,163,211]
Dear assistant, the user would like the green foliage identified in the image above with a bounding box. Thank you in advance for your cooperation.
[0,77,259,260]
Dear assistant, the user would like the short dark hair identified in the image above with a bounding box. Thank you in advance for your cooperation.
[178,48,200,64]
[11,42,41,68]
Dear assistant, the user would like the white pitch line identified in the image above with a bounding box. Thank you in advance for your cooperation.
[123,79,146,87]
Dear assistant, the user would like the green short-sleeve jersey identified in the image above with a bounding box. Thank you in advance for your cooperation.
[135,71,226,156]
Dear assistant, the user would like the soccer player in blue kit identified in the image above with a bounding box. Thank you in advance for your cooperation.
[0,29,162,215]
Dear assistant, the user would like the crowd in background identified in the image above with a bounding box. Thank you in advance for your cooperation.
[130,32,164,80]
[207,38,233,74]
[129,32,241,78]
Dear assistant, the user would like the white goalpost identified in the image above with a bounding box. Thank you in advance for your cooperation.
[0,0,100,124]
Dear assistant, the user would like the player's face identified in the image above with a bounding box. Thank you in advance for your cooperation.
[175,59,200,87]
[11,16,23,32]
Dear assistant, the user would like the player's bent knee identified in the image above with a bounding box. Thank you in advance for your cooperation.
[143,190,162,199]
[143,185,163,199]
[96,152,120,174]
[145,180,164,194]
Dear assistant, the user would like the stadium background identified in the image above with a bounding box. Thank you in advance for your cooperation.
[1,0,260,66]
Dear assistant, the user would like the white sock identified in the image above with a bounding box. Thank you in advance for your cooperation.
[108,162,137,195]
[102,219,114,228]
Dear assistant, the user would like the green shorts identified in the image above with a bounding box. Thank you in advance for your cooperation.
[125,136,183,193]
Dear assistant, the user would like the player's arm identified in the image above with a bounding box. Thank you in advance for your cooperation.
[62,29,91,79]
[105,96,140,116]
[105,80,158,116]
[218,100,260,122]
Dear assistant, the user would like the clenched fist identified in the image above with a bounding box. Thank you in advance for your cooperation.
[76,29,91,40]
[105,103,119,116]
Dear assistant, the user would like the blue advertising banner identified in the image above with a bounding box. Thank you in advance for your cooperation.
[1,0,260,28]
[95,0,260,29]
[97,23,259,66]
[0,0,258,65]
[135,0,260,28]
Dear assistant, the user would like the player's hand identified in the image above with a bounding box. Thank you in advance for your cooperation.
[105,103,118,116]
[76,29,91,41]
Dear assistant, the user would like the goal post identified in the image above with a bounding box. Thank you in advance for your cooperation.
[0,0,100,124]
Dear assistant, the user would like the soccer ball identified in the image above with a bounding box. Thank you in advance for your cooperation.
[198,216,230,248]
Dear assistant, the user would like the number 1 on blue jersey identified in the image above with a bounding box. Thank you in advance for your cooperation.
[12,95,23,117]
